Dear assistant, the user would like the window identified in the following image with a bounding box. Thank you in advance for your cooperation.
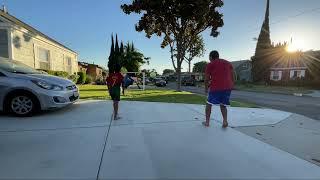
[38,48,49,62]
[290,70,305,79]
[37,47,50,70]
[270,71,282,81]
[242,63,248,69]
[0,29,8,58]
[66,56,72,74]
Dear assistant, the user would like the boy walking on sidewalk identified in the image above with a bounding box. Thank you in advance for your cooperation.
[203,51,234,128]
[107,64,124,120]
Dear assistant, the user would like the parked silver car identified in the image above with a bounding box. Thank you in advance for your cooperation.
[0,60,79,116]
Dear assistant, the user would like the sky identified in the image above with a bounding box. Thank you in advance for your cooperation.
[1,0,320,73]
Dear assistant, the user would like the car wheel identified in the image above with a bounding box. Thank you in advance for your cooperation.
[7,94,38,117]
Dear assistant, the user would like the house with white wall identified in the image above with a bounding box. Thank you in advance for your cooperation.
[0,7,78,74]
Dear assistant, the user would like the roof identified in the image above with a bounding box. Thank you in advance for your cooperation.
[0,10,76,54]
[231,60,250,69]
[78,61,106,71]
[78,61,89,66]
[271,60,307,69]
[270,51,320,69]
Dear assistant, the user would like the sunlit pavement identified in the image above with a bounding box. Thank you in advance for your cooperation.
[0,100,319,179]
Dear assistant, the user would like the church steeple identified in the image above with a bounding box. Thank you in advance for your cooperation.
[255,0,271,54]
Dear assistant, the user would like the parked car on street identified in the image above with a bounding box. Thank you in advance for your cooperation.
[154,77,167,87]
[182,76,196,86]
[0,60,79,116]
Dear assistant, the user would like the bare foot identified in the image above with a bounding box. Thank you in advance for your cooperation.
[222,121,228,128]
[202,121,210,127]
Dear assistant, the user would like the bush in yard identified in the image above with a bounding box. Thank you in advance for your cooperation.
[67,74,79,84]
[38,69,69,78]
[95,75,105,85]
[85,75,93,84]
[46,70,55,75]
[54,71,69,78]
[77,72,87,84]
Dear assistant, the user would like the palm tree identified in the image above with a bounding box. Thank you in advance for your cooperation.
[122,42,146,72]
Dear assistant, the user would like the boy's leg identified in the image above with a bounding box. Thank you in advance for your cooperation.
[220,90,231,128]
[204,103,212,127]
[113,101,119,119]
[220,105,228,127]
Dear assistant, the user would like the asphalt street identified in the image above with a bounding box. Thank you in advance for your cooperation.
[167,83,320,121]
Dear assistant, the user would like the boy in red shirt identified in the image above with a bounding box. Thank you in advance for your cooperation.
[203,51,234,128]
[106,64,124,120]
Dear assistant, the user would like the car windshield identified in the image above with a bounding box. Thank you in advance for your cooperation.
[0,60,41,74]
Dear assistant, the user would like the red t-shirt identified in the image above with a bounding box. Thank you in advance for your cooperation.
[106,73,124,87]
[205,59,234,91]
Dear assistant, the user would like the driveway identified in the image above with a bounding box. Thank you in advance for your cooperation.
[0,100,319,179]
[167,83,320,120]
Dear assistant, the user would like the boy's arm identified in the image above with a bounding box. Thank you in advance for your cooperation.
[106,77,111,90]
[230,64,235,87]
[204,65,210,94]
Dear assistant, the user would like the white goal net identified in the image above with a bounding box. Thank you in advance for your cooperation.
[122,72,146,91]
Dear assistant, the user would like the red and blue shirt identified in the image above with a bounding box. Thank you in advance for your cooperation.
[205,59,234,91]
[106,73,124,87]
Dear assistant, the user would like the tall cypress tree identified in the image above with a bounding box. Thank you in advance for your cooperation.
[108,34,123,73]
[115,34,120,55]
[108,35,115,73]
[120,42,125,66]
[252,0,272,82]
[120,42,124,54]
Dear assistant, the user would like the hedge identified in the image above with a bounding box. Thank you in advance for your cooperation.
[38,69,78,84]
[77,72,87,84]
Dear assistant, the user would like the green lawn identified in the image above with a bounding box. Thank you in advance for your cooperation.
[197,82,312,95]
[235,84,313,95]
[79,85,257,108]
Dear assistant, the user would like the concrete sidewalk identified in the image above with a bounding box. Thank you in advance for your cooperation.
[306,90,320,98]
[0,100,319,179]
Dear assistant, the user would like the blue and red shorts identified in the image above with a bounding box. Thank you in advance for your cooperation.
[207,90,232,106]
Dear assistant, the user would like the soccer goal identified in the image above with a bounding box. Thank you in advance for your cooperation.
[123,72,146,91]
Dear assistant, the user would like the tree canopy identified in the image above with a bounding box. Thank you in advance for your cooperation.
[185,35,205,72]
[108,35,148,73]
[193,61,208,73]
[163,69,175,75]
[121,0,224,90]
[122,42,146,72]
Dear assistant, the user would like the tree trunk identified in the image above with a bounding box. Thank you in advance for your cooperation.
[176,63,182,91]
[175,37,185,92]
[188,60,191,73]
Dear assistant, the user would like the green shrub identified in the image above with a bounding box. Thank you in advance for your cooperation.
[37,69,69,77]
[85,75,93,84]
[68,74,79,84]
[95,75,105,85]
[47,71,54,75]
[54,71,69,78]
[77,72,87,84]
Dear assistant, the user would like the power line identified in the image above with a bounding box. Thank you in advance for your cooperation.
[250,7,320,33]
[271,7,320,26]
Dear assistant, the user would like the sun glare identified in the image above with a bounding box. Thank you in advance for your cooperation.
[286,38,306,53]
[286,44,298,52]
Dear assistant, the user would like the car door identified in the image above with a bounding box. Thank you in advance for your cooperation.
[0,70,11,110]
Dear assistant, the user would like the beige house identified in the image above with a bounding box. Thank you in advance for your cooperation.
[0,7,78,74]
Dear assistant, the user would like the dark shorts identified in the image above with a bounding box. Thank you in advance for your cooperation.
[207,90,231,106]
[109,86,121,101]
